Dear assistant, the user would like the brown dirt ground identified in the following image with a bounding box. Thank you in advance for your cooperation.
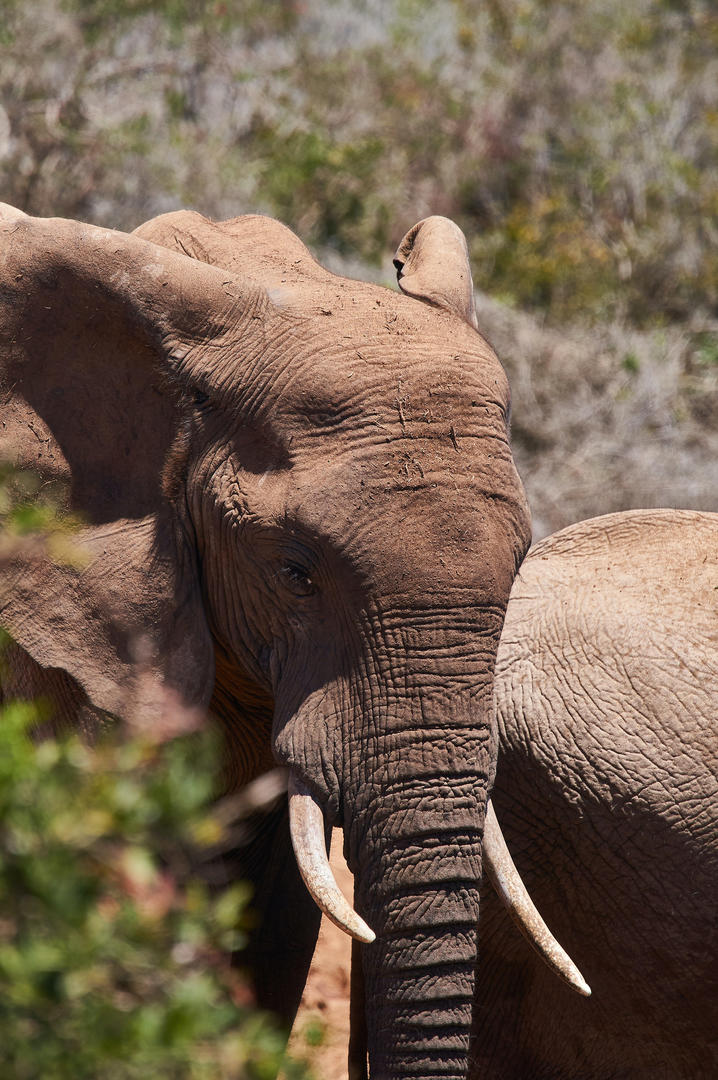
[288,829,353,1079]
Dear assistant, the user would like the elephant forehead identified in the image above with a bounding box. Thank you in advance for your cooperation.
[264,346,511,442]
[289,413,518,495]
[284,437,528,601]
[279,354,520,518]
[239,285,510,420]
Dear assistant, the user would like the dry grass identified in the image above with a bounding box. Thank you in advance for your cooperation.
[474,293,718,538]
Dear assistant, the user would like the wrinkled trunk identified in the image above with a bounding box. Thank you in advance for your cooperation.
[340,610,498,1080]
[276,599,504,1078]
[346,740,488,1078]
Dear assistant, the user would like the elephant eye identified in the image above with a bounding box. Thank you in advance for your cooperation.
[280,562,316,597]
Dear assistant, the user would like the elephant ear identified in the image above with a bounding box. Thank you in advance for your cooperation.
[0,204,267,725]
[393,215,479,330]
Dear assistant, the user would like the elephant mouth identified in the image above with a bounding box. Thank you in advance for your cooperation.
[286,768,591,996]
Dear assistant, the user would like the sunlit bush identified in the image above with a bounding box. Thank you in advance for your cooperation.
[2,0,716,326]
[473,296,718,537]
[0,697,312,1079]
[0,468,309,1079]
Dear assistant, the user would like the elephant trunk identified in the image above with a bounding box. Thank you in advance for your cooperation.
[339,614,496,1080]
[275,604,504,1078]
[287,779,592,1010]
[347,733,487,1079]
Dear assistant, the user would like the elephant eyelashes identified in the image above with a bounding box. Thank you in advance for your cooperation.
[279,563,316,597]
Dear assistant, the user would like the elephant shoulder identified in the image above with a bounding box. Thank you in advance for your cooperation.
[511,508,718,617]
[496,506,718,798]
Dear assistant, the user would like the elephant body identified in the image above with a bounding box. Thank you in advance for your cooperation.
[473,508,718,1079]
[0,204,531,1079]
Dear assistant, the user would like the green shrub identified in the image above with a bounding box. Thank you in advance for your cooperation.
[0,695,310,1079]
[0,467,309,1078]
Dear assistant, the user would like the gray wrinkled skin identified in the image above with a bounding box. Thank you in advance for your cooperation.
[472,508,718,1080]
[0,205,532,1080]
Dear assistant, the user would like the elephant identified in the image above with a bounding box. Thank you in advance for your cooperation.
[470,507,718,1079]
[0,202,540,1079]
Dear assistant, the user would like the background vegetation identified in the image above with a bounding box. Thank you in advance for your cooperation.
[0,472,311,1078]
[0,3,715,1072]
[0,703,302,1079]
[1,0,715,535]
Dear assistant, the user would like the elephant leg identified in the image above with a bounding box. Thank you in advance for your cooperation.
[349,937,368,1080]
[230,795,323,1028]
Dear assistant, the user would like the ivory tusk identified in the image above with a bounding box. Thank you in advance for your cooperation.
[288,773,376,944]
[483,800,592,997]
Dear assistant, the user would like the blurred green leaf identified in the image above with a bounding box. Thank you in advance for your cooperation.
[0,464,307,1078]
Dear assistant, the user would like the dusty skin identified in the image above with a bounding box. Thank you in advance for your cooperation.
[474,508,718,1080]
[0,203,532,1080]
[294,509,718,1080]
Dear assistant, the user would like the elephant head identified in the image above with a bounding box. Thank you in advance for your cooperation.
[0,204,531,1079]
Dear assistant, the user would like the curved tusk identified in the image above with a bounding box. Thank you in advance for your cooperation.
[288,773,376,944]
[483,800,591,996]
